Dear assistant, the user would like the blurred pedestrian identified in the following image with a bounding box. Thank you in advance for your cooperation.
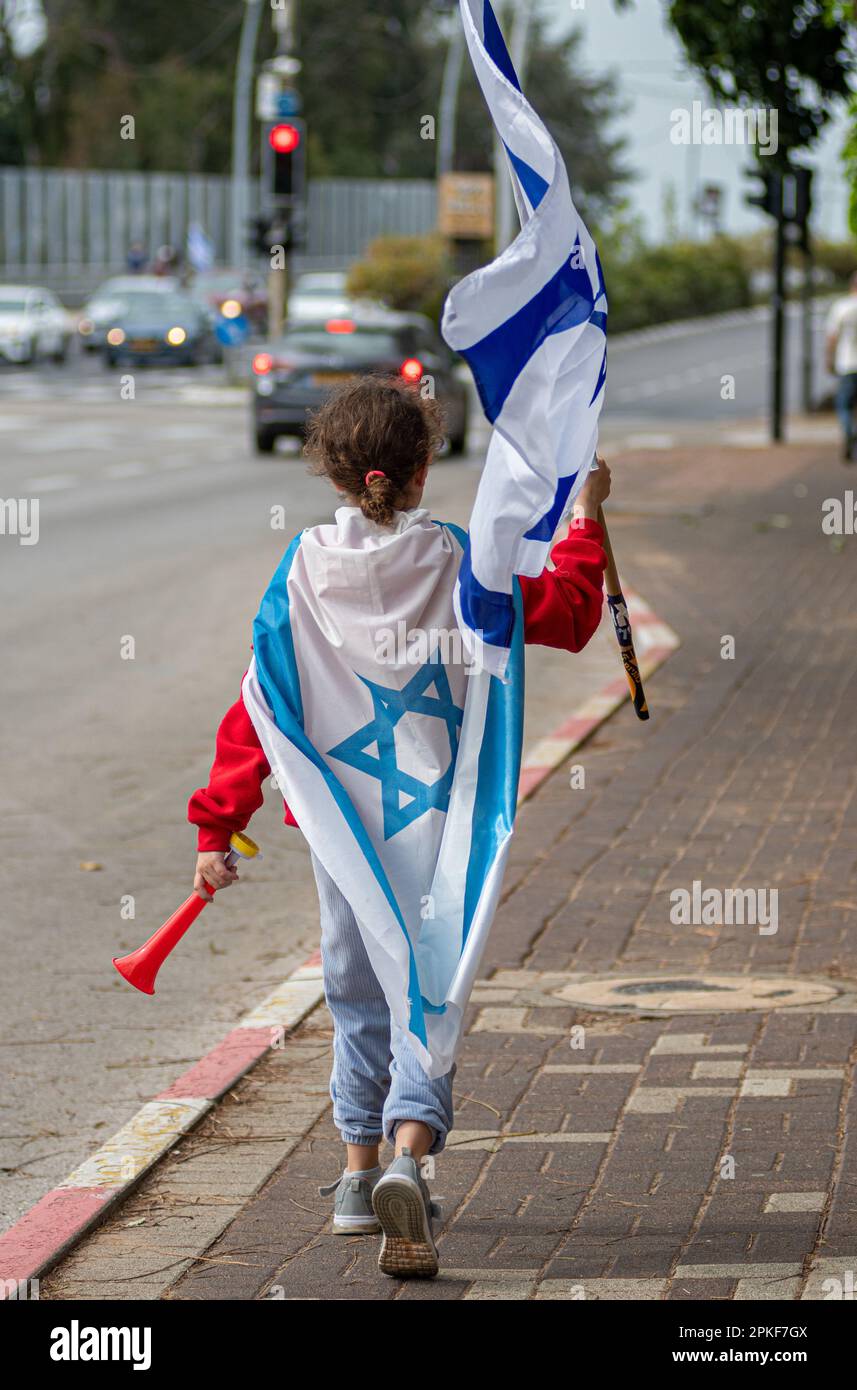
[152,244,178,278]
[126,241,147,274]
[825,271,857,462]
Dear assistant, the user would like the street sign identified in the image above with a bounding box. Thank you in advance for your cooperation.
[277,89,300,118]
[216,314,250,348]
[255,72,281,123]
[438,173,494,239]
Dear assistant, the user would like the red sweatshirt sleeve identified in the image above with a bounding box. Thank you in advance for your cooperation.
[519,516,607,652]
[187,676,297,852]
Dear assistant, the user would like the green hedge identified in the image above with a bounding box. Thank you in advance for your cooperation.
[346,229,857,338]
[346,234,452,324]
[602,236,752,333]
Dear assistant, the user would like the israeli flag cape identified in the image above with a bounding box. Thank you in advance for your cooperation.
[242,508,523,1078]
[441,0,608,680]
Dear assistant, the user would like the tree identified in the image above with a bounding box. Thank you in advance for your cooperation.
[619,0,853,167]
[821,2,857,237]
[0,0,629,224]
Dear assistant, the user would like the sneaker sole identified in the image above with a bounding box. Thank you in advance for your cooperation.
[332,1216,381,1235]
[372,1174,439,1279]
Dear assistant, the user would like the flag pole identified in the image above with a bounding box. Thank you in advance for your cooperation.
[597,505,650,721]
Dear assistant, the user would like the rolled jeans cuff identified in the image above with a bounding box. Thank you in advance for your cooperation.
[339,1129,383,1146]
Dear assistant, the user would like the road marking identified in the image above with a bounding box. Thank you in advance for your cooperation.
[103,461,148,479]
[24,474,77,491]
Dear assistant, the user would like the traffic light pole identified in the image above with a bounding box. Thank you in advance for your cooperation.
[771,205,786,443]
[801,242,814,416]
[269,0,298,340]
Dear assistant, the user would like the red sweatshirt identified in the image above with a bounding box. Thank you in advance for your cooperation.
[188,516,606,851]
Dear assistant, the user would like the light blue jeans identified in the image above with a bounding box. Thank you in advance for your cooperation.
[311,853,454,1156]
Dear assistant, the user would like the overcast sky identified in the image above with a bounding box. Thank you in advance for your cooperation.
[538,0,851,242]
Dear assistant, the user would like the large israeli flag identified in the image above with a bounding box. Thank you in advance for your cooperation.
[242,508,523,1078]
[442,0,608,679]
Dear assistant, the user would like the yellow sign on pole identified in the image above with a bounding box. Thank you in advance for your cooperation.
[438,173,495,239]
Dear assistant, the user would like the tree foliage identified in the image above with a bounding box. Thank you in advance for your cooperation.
[0,0,629,222]
[634,0,853,166]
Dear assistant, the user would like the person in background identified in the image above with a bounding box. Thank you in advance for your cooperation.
[825,271,857,462]
[126,241,147,274]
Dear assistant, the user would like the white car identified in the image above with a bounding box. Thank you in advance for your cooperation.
[0,285,73,365]
[288,271,354,324]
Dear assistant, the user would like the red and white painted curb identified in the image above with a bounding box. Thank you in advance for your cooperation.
[517,590,679,803]
[0,952,324,1293]
[0,595,679,1295]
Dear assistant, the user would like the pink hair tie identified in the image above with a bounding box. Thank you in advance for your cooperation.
[364,470,386,484]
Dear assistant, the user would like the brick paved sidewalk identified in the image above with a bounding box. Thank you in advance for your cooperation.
[42,436,857,1301]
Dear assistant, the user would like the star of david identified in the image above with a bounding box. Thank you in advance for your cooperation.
[327,655,464,840]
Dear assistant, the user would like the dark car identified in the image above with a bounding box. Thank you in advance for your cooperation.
[77,275,181,352]
[190,268,268,334]
[251,311,469,455]
[103,292,222,367]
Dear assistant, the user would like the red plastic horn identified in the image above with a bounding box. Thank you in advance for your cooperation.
[112,832,260,995]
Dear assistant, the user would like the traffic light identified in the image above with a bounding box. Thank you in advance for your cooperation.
[744,168,782,220]
[268,119,305,201]
[791,167,813,250]
[247,215,272,256]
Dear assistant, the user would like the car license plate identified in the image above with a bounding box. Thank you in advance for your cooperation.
[311,371,353,387]
[130,338,157,351]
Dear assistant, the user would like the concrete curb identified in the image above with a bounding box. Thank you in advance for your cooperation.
[0,597,679,1295]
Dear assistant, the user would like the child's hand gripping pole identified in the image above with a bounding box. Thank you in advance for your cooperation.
[112,831,261,995]
[597,503,650,722]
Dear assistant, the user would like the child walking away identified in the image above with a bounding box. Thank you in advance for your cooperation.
[189,377,610,1279]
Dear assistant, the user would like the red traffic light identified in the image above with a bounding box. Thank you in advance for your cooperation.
[400,357,423,383]
[269,123,301,154]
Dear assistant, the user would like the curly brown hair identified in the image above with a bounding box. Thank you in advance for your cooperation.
[304,375,445,526]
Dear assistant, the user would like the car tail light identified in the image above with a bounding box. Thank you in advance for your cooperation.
[400,357,423,383]
[326,318,356,334]
[253,352,273,375]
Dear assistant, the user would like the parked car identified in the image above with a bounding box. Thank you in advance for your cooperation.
[288,271,353,325]
[251,309,469,455]
[189,268,267,334]
[77,275,180,352]
[0,285,73,365]
[103,291,222,368]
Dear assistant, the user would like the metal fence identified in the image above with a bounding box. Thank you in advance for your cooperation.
[0,166,437,301]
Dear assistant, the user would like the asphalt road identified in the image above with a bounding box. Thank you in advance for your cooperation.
[606,300,832,424]
[0,302,837,1230]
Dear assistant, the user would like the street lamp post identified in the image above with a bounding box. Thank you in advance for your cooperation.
[494,0,536,250]
[230,0,265,267]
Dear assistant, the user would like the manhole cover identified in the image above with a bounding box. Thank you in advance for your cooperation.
[552,974,840,1015]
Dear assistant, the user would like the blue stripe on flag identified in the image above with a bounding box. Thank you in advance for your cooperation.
[457,543,515,649]
[482,0,520,89]
[443,522,524,946]
[505,144,549,210]
[462,251,599,424]
[523,473,577,543]
[253,534,428,1046]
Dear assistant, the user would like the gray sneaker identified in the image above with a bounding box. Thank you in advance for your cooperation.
[371,1147,442,1278]
[318,1167,382,1235]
